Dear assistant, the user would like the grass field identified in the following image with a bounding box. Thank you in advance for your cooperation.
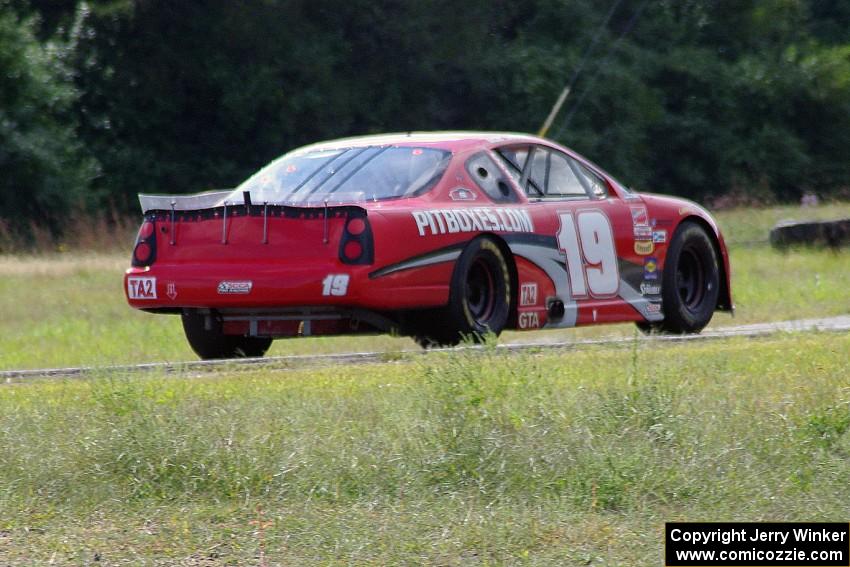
[1,202,849,370]
[1,333,849,564]
[0,203,849,564]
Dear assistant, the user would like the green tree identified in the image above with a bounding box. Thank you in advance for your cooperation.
[0,5,99,235]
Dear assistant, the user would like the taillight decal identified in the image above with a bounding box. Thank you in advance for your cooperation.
[339,211,373,265]
[131,217,157,267]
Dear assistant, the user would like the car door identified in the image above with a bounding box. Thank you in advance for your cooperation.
[495,143,645,327]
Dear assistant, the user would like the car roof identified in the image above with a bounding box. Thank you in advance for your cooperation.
[291,131,547,154]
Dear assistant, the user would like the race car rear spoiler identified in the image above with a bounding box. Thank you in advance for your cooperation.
[138,191,233,214]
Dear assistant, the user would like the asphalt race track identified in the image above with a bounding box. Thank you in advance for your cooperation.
[3,315,849,383]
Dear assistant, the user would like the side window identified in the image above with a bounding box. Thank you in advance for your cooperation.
[496,145,543,196]
[530,150,551,194]
[465,152,519,203]
[547,151,590,198]
[574,161,609,198]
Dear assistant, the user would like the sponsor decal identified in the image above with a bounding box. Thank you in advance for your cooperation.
[518,311,540,329]
[646,302,662,314]
[166,281,177,300]
[633,225,653,240]
[412,208,534,237]
[449,187,477,201]
[644,256,659,280]
[520,283,538,306]
[640,282,661,295]
[652,229,667,244]
[128,276,157,299]
[679,206,697,215]
[322,274,349,296]
[217,280,253,294]
[634,240,655,255]
[630,206,649,227]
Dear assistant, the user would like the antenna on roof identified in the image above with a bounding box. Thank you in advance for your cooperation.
[537,87,570,138]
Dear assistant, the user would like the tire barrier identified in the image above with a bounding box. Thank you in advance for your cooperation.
[769,218,850,249]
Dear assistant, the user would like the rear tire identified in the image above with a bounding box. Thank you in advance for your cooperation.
[415,237,512,347]
[651,221,720,334]
[181,310,272,359]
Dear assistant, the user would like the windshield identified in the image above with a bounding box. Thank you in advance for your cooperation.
[231,145,451,205]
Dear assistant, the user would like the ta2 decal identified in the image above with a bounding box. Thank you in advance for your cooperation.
[520,283,538,306]
[128,276,157,299]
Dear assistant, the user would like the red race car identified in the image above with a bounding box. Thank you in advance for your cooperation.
[125,132,732,359]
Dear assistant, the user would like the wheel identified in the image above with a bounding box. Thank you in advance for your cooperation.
[651,221,720,334]
[181,310,273,359]
[416,237,512,346]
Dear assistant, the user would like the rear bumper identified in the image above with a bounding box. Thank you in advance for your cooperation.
[124,261,450,312]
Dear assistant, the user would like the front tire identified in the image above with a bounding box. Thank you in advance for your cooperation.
[416,237,512,346]
[652,221,720,334]
[181,310,272,359]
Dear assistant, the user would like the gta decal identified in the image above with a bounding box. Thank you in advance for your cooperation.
[412,208,534,236]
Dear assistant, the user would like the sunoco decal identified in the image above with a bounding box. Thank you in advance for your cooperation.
[412,208,534,237]
[644,257,659,280]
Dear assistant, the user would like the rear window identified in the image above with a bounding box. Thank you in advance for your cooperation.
[233,146,451,205]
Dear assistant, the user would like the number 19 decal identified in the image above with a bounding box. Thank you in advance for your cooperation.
[557,210,619,298]
[322,274,350,296]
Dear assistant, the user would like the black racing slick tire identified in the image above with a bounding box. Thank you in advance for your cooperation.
[417,237,512,347]
[181,310,272,360]
[651,221,720,334]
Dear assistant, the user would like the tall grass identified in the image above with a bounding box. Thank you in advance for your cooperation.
[0,206,138,255]
[1,333,849,563]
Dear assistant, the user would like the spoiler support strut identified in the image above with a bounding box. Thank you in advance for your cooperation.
[221,202,228,244]
[323,200,329,244]
[169,201,176,245]
[262,202,269,244]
